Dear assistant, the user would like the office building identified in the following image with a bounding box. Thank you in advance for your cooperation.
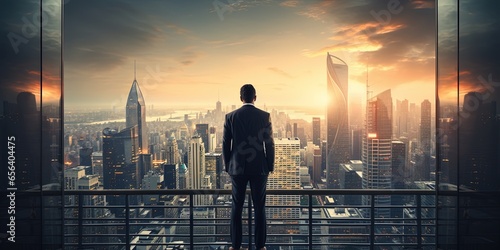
[351,129,362,160]
[165,135,180,165]
[205,152,224,189]
[91,152,103,179]
[208,126,217,153]
[102,126,139,210]
[326,53,350,189]
[268,138,301,219]
[397,99,409,138]
[312,147,322,184]
[419,99,432,181]
[392,140,407,218]
[178,163,188,190]
[130,226,167,250]
[188,136,211,206]
[339,163,362,205]
[195,124,209,153]
[312,117,321,146]
[64,166,86,191]
[163,163,178,190]
[142,171,161,205]
[79,147,93,170]
[362,89,392,218]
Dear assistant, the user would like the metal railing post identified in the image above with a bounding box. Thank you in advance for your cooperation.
[78,194,83,249]
[248,192,252,249]
[308,194,313,250]
[417,194,422,249]
[125,195,130,250]
[370,194,375,249]
[190,193,194,249]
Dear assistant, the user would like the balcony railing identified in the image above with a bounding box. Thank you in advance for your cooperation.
[64,189,437,250]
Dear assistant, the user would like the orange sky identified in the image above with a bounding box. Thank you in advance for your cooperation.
[63,0,436,110]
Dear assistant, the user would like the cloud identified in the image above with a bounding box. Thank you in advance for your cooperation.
[280,0,300,8]
[177,46,205,66]
[268,67,293,78]
[180,60,193,65]
[209,0,274,15]
[297,1,332,20]
[64,1,167,73]
[166,23,191,35]
[411,0,435,9]
[297,0,435,92]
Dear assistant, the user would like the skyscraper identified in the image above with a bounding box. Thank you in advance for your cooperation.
[312,147,322,184]
[312,117,321,146]
[419,99,432,180]
[163,163,178,189]
[455,92,499,191]
[326,53,350,189]
[397,99,409,138]
[165,135,180,165]
[195,123,209,153]
[205,152,223,189]
[102,126,139,191]
[142,170,161,205]
[391,140,406,218]
[79,147,93,168]
[126,73,148,154]
[91,152,103,179]
[267,138,301,219]
[351,129,362,160]
[188,136,211,205]
[362,89,392,218]
[208,126,217,153]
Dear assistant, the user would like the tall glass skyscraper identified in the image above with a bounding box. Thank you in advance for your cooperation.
[326,53,349,189]
[419,99,432,180]
[362,89,392,218]
[195,123,209,153]
[126,77,148,154]
[102,126,139,190]
[312,117,321,146]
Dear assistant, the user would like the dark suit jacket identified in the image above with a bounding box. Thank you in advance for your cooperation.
[223,104,275,175]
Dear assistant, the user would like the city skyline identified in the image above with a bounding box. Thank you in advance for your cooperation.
[61,0,436,110]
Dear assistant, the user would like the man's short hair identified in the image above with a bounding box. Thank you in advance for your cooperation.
[240,84,256,103]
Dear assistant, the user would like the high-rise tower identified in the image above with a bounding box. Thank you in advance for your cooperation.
[312,117,321,146]
[126,64,148,154]
[195,124,209,153]
[326,53,350,189]
[419,99,432,180]
[188,136,211,206]
[267,138,301,219]
[165,135,180,165]
[362,89,392,218]
[102,126,139,190]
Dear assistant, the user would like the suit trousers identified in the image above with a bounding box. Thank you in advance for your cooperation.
[230,174,268,249]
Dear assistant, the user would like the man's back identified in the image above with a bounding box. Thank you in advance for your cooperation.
[223,105,274,176]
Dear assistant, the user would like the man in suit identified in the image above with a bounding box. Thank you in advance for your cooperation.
[223,84,275,250]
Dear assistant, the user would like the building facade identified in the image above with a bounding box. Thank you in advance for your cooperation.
[326,53,350,189]
[362,89,393,218]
